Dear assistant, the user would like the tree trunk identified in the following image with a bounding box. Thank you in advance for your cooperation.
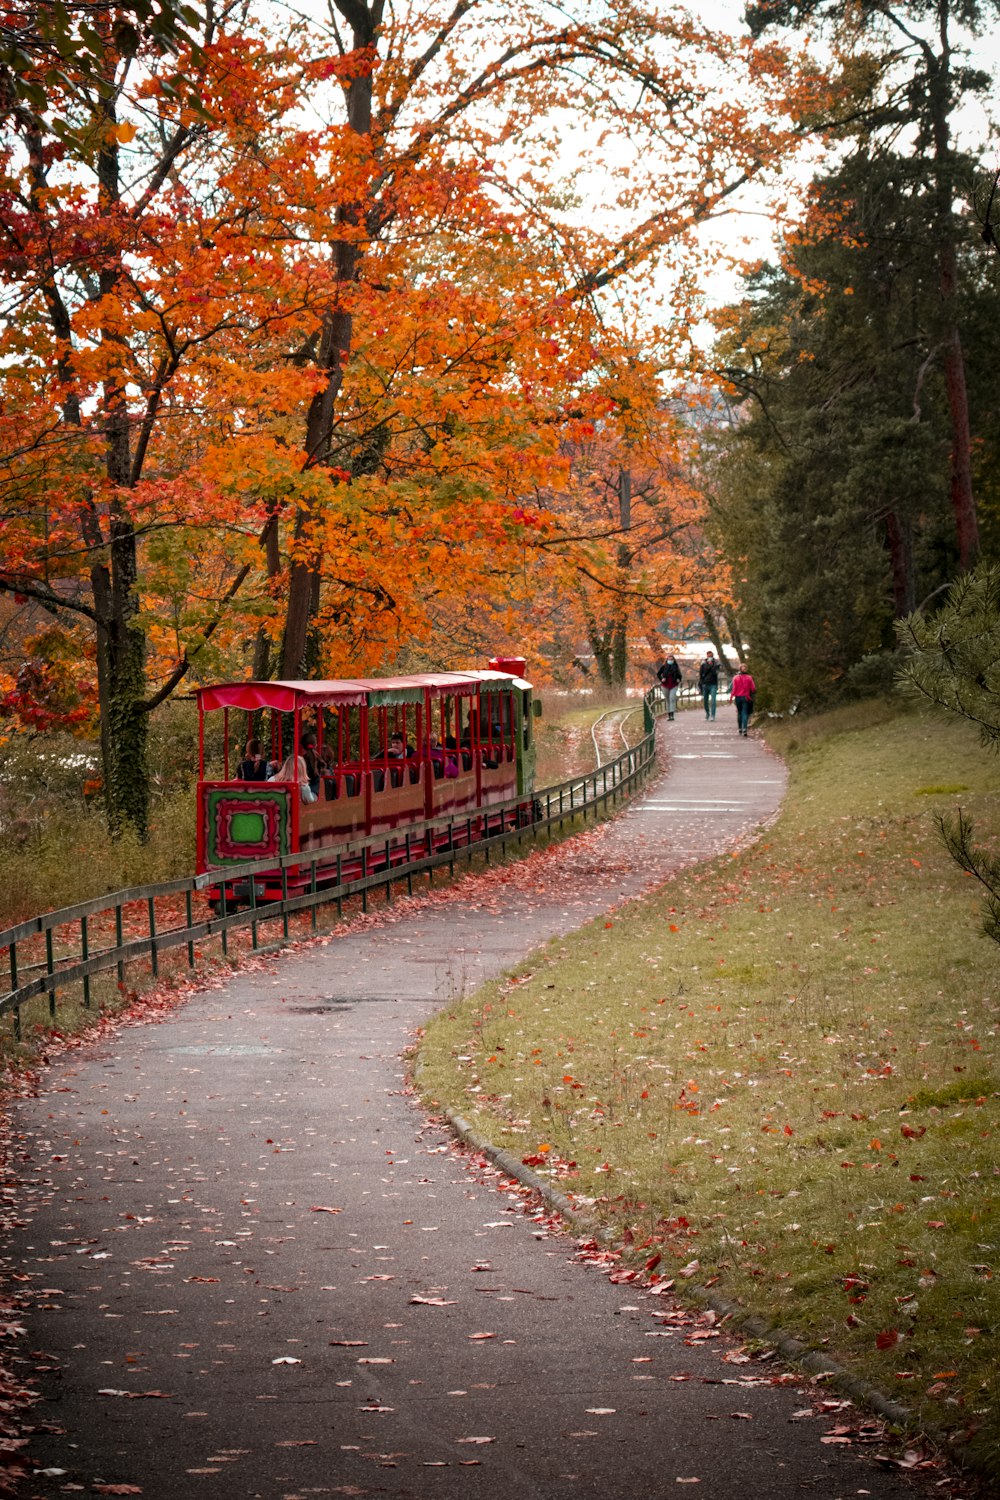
[280,0,383,676]
[939,315,979,568]
[722,606,745,659]
[96,89,150,837]
[884,509,916,616]
[926,8,979,569]
[702,609,730,675]
[608,467,631,689]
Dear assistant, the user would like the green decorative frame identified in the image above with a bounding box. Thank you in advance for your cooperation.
[203,786,290,868]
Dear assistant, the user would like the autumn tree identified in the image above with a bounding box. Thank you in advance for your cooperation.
[522,349,718,690]
[0,7,331,833]
[272,0,802,680]
[1,0,201,117]
[0,0,801,837]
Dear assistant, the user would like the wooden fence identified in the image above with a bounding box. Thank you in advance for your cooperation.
[1,690,666,1037]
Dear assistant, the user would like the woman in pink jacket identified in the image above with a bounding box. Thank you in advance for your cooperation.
[730,663,756,737]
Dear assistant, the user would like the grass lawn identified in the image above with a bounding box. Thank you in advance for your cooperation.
[417,699,1000,1478]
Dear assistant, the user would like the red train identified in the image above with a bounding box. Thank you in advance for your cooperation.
[196,656,540,904]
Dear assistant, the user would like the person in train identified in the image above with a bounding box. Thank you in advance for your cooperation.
[269,752,317,802]
[300,731,322,797]
[236,738,269,781]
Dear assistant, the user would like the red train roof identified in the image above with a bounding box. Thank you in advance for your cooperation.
[197,670,530,714]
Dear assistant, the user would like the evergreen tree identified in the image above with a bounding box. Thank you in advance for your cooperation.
[708,0,1000,706]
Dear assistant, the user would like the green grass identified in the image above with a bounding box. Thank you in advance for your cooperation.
[417,700,1000,1477]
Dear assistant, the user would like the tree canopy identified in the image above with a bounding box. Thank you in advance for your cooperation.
[703,0,1000,708]
[1,0,998,831]
[0,0,804,832]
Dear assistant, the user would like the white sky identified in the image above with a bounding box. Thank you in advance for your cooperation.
[284,0,998,351]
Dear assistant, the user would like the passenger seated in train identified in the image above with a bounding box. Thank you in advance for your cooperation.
[300,731,321,797]
[269,752,317,802]
[236,738,269,781]
[318,744,341,799]
[429,734,458,778]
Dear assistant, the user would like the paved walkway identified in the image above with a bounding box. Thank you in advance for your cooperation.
[2,714,930,1498]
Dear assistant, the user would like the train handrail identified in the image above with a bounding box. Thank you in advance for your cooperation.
[0,689,667,1032]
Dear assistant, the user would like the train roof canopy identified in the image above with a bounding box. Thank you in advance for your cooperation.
[197,671,531,714]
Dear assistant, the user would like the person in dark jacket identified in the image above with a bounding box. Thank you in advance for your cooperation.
[655,654,683,720]
[698,651,720,721]
[236,738,269,781]
[300,731,321,798]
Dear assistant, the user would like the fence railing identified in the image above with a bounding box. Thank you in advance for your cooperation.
[1,691,666,1037]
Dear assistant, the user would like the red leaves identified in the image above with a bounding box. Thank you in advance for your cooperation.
[875,1328,901,1350]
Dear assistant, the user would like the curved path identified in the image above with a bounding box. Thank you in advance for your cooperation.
[3,715,931,1498]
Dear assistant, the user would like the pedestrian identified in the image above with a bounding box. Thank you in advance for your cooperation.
[655,653,683,720]
[730,661,756,737]
[698,650,720,721]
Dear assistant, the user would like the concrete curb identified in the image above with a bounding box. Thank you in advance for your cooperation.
[443,1106,916,1434]
[413,720,984,1491]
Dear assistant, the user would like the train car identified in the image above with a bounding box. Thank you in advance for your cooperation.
[196,656,540,905]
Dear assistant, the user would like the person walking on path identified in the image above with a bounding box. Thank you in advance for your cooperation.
[698,650,720,720]
[655,652,683,719]
[730,661,756,736]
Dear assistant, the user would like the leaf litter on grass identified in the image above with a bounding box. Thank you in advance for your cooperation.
[418,702,1000,1481]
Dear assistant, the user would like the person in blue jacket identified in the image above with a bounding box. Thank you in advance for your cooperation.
[698,651,720,720]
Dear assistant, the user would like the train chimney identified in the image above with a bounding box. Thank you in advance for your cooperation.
[488,655,527,678]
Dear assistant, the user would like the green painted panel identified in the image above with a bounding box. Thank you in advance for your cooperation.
[229,811,267,844]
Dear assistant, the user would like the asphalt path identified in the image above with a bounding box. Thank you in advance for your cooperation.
[2,711,937,1499]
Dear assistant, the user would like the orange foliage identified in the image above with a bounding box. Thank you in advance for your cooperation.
[0,0,805,754]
